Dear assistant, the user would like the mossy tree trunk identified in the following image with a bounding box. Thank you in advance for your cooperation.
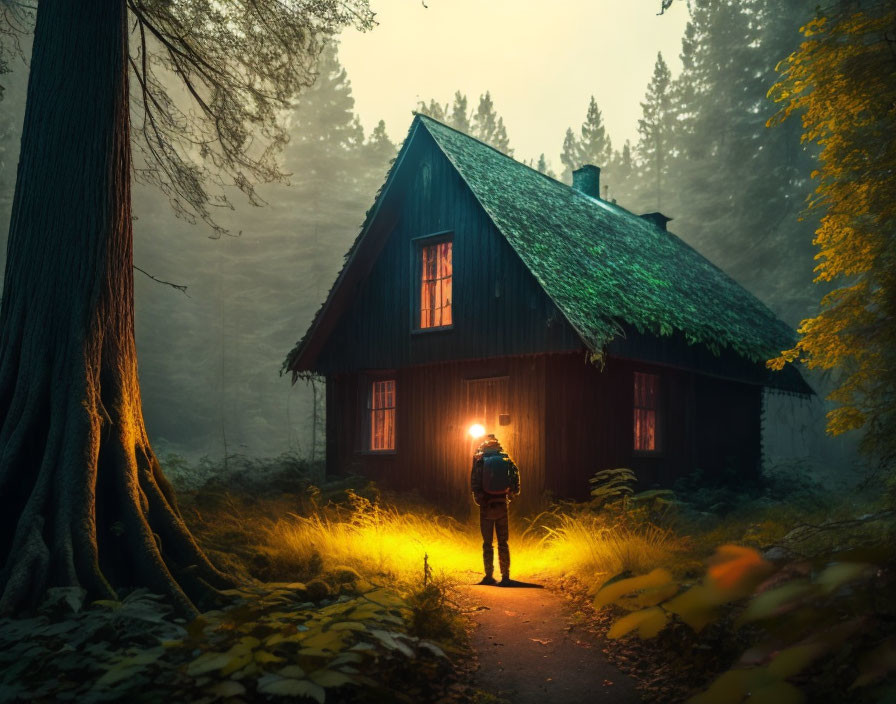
[0,0,230,616]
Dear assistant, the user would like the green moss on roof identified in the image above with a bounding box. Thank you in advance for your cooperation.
[285,114,799,377]
[417,114,795,363]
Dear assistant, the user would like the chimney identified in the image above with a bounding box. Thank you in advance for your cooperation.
[640,212,672,231]
[572,165,601,199]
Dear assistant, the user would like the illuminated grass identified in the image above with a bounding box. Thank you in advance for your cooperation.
[257,492,685,586]
[525,511,688,582]
[270,493,480,581]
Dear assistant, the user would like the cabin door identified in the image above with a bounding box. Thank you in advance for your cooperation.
[465,376,512,456]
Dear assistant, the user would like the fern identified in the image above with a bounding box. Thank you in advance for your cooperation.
[589,468,638,509]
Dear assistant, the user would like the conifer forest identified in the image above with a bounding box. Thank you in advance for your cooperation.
[0,1,893,702]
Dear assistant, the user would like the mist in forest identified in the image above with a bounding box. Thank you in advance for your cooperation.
[0,1,861,482]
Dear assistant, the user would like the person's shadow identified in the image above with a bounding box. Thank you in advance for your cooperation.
[475,578,544,589]
[499,579,543,589]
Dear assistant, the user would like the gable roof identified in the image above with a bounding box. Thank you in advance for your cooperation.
[286,114,806,391]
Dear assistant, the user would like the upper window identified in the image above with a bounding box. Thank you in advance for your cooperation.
[633,372,660,452]
[419,240,453,328]
[369,379,396,451]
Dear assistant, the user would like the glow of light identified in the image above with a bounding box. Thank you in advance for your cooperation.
[468,423,486,439]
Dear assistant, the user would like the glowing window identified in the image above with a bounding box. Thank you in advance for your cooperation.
[633,372,659,452]
[369,380,396,451]
[419,241,452,328]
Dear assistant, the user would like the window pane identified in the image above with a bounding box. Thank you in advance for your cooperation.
[420,241,452,328]
[633,373,659,451]
[370,380,396,451]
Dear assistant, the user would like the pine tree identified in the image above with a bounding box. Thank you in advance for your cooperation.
[415,98,447,122]
[536,153,556,179]
[472,91,512,155]
[668,0,817,326]
[578,96,613,170]
[449,91,470,132]
[132,42,391,478]
[607,140,637,206]
[560,97,614,185]
[491,116,512,155]
[367,120,395,166]
[636,53,674,211]
[559,127,579,184]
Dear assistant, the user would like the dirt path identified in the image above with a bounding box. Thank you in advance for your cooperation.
[460,579,641,703]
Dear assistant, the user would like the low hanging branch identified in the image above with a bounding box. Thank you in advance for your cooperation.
[125,0,375,235]
[134,265,189,295]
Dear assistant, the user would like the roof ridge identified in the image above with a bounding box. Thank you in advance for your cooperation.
[415,114,662,228]
[414,112,570,191]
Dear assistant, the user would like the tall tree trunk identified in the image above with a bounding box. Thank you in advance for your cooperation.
[0,0,230,616]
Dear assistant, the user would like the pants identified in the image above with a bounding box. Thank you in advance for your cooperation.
[480,506,510,578]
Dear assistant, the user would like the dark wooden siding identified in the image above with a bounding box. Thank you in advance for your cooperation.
[542,352,760,500]
[315,131,582,374]
[543,353,695,499]
[607,325,811,395]
[327,356,546,514]
[694,375,762,479]
[327,351,762,510]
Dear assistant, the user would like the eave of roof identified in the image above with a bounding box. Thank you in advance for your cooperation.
[282,119,423,379]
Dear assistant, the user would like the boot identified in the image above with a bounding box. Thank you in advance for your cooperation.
[478,574,497,586]
[498,574,512,587]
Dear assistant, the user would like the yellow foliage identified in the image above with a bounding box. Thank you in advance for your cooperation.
[689,668,807,704]
[706,545,773,599]
[767,2,896,463]
[815,562,871,594]
[607,607,668,639]
[665,584,725,633]
[593,568,674,609]
[767,643,828,680]
[749,680,806,704]
[740,582,814,623]
[687,668,764,704]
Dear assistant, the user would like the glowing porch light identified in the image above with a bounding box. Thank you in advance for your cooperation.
[468,423,486,439]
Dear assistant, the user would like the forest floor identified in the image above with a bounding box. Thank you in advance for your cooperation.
[3,458,894,703]
[458,576,641,703]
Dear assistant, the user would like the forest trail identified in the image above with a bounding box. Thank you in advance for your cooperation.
[459,579,641,703]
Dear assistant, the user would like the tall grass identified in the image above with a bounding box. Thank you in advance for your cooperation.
[269,491,481,583]
[251,491,686,588]
[181,461,687,591]
[528,510,688,583]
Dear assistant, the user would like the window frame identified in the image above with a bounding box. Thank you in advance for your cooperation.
[411,231,454,334]
[632,370,662,456]
[362,374,397,455]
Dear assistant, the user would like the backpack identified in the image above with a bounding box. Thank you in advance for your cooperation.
[480,451,518,495]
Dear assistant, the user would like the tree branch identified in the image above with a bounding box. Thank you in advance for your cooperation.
[134,265,189,296]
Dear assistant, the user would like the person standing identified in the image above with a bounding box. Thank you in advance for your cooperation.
[470,434,520,586]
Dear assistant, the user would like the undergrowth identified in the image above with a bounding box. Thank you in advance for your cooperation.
[156,455,896,702]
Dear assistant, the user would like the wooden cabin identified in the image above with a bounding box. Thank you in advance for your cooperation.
[285,115,810,511]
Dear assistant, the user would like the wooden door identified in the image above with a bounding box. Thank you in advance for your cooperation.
[465,376,513,457]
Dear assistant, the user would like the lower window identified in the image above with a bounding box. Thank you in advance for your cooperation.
[633,371,659,452]
[369,379,396,451]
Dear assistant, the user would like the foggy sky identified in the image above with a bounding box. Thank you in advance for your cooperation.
[339,0,690,166]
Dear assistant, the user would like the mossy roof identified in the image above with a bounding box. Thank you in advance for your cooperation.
[417,115,795,364]
[286,115,804,390]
